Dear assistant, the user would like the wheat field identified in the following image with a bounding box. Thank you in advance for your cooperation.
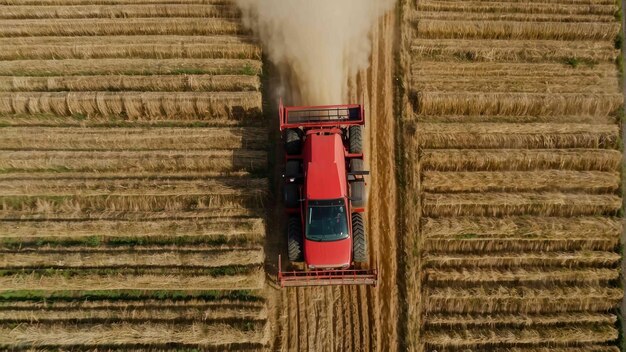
[0,0,270,349]
[401,0,623,350]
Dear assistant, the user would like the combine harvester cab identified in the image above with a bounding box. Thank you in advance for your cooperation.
[278,100,377,288]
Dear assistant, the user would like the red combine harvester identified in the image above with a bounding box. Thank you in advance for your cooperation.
[277,100,378,287]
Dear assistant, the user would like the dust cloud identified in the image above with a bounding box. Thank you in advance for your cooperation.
[235,0,395,105]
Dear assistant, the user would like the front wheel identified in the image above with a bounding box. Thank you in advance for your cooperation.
[352,212,367,263]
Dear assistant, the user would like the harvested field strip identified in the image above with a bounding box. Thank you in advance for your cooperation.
[411,61,616,78]
[0,269,265,291]
[0,75,260,92]
[420,149,622,172]
[424,286,623,313]
[0,248,264,268]
[0,305,266,322]
[415,11,615,23]
[0,208,262,221]
[423,325,617,347]
[424,237,620,252]
[422,170,620,193]
[422,216,622,238]
[0,322,269,347]
[0,4,240,19]
[423,193,622,217]
[0,151,266,174]
[0,192,266,213]
[1,42,261,60]
[418,123,620,149]
[417,114,617,124]
[412,76,620,93]
[0,91,262,119]
[0,177,268,195]
[424,251,620,268]
[0,127,267,151]
[0,218,264,244]
[0,58,262,76]
[0,0,233,4]
[414,92,623,116]
[417,1,618,15]
[426,312,617,327]
[411,38,619,63]
[415,20,620,40]
[424,267,619,283]
[0,18,245,37]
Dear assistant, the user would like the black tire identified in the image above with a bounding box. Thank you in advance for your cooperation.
[285,160,300,178]
[284,184,299,209]
[285,129,302,155]
[287,217,303,262]
[349,126,363,154]
[352,213,367,263]
[350,159,366,208]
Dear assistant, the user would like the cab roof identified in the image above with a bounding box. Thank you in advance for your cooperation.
[304,133,347,200]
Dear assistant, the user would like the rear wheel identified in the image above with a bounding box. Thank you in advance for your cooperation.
[349,126,362,154]
[285,128,302,155]
[287,217,303,262]
[284,184,299,209]
[352,212,367,263]
[285,160,301,178]
[350,159,366,208]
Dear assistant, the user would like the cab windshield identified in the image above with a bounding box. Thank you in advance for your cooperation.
[306,199,349,242]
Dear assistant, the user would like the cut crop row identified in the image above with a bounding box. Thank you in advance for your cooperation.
[0,18,246,37]
[0,4,240,19]
[423,251,620,268]
[0,91,262,120]
[418,123,619,149]
[422,170,620,193]
[0,127,266,150]
[417,1,618,15]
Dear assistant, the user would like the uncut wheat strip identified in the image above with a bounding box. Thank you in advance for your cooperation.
[0,127,266,150]
[0,58,261,76]
[0,177,268,195]
[0,91,262,119]
[0,305,267,322]
[411,38,619,63]
[421,149,622,172]
[0,191,267,214]
[412,76,619,94]
[417,115,617,124]
[0,4,240,19]
[426,312,616,327]
[423,325,617,347]
[423,192,621,217]
[424,286,623,313]
[417,1,618,15]
[419,123,620,149]
[415,11,615,22]
[0,248,264,269]
[411,61,615,78]
[0,208,261,221]
[0,269,265,291]
[415,93,623,117]
[422,216,622,238]
[424,251,620,268]
[0,218,264,242]
[0,75,260,92]
[425,0,615,4]
[0,321,268,346]
[3,298,266,310]
[0,34,257,46]
[423,170,620,193]
[425,267,618,283]
[1,42,261,61]
[415,19,619,40]
[0,0,232,4]
[0,18,244,37]
[0,151,265,174]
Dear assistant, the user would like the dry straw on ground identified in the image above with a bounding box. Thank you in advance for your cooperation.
[420,149,623,171]
[0,4,240,19]
[424,251,620,268]
[417,1,618,15]
[425,267,619,283]
[426,312,616,327]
